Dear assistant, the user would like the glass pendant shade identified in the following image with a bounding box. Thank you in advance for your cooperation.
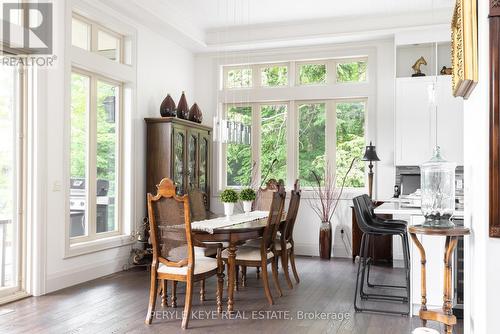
[213,116,251,145]
[420,146,456,227]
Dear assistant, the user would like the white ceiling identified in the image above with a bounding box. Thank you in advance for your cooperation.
[101,0,456,52]
[155,0,455,30]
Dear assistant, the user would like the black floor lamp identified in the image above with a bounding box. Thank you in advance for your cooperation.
[362,141,380,199]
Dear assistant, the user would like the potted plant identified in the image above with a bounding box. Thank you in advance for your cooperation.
[310,159,356,260]
[240,188,256,213]
[220,189,238,216]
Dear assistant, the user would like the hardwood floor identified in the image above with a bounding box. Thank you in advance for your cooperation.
[0,257,463,333]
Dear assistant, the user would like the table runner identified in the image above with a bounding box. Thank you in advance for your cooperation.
[190,210,269,234]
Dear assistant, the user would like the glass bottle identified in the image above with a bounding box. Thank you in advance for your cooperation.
[420,146,456,228]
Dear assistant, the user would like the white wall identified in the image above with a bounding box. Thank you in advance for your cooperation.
[463,0,500,333]
[194,40,395,258]
[40,1,195,293]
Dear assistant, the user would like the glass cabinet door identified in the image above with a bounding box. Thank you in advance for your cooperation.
[199,134,209,193]
[173,128,186,195]
[187,131,198,189]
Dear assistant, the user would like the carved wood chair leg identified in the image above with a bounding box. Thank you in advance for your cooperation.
[181,279,194,329]
[241,266,247,287]
[281,249,293,289]
[289,248,300,284]
[271,257,283,297]
[171,281,177,308]
[261,263,274,305]
[145,272,158,324]
[200,279,206,302]
[217,269,225,313]
[256,266,260,279]
[161,279,168,307]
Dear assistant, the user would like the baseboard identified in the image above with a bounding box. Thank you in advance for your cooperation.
[46,254,130,293]
[294,243,351,259]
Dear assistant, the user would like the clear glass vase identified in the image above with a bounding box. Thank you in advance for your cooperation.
[420,147,456,228]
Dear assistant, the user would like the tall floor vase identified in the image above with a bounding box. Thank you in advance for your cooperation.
[319,221,332,260]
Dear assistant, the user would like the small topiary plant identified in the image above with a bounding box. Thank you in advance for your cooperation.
[220,189,238,203]
[239,188,256,201]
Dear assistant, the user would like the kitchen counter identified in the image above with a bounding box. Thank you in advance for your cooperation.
[374,201,464,218]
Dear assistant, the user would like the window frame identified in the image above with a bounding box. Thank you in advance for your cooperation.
[69,67,124,245]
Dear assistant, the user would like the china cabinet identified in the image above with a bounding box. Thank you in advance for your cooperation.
[145,118,211,199]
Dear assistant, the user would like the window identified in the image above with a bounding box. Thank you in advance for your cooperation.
[298,102,326,186]
[336,101,366,187]
[226,67,252,89]
[220,57,369,191]
[0,64,24,298]
[298,63,326,85]
[226,105,252,187]
[70,70,121,242]
[71,14,123,63]
[97,30,121,62]
[261,65,288,87]
[72,17,90,50]
[336,59,367,83]
[260,104,287,183]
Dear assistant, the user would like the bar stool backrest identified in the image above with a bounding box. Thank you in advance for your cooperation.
[353,195,375,234]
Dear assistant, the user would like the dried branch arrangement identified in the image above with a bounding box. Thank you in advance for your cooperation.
[309,159,356,222]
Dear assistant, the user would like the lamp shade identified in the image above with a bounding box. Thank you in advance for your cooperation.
[362,141,380,162]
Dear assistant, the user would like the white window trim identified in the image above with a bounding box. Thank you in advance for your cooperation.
[65,5,137,258]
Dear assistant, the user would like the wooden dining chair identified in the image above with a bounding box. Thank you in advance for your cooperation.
[275,180,301,288]
[145,178,224,329]
[253,178,283,211]
[244,180,301,289]
[188,185,219,221]
[222,185,286,305]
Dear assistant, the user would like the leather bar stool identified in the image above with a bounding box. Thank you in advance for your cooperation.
[361,195,411,292]
[352,195,410,316]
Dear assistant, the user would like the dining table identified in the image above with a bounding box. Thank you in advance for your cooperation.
[190,211,284,313]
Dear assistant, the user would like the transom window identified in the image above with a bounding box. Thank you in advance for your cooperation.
[223,58,367,89]
[72,14,124,63]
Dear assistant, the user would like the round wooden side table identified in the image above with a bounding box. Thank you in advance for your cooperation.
[408,225,470,334]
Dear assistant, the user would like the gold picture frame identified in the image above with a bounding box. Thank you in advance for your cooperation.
[451,0,478,99]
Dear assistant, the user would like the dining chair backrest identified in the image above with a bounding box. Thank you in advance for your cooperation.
[283,180,301,243]
[188,186,209,221]
[262,185,286,251]
[147,178,193,269]
[254,178,284,211]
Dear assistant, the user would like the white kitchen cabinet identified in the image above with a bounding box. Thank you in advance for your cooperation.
[395,76,464,166]
[436,76,464,165]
